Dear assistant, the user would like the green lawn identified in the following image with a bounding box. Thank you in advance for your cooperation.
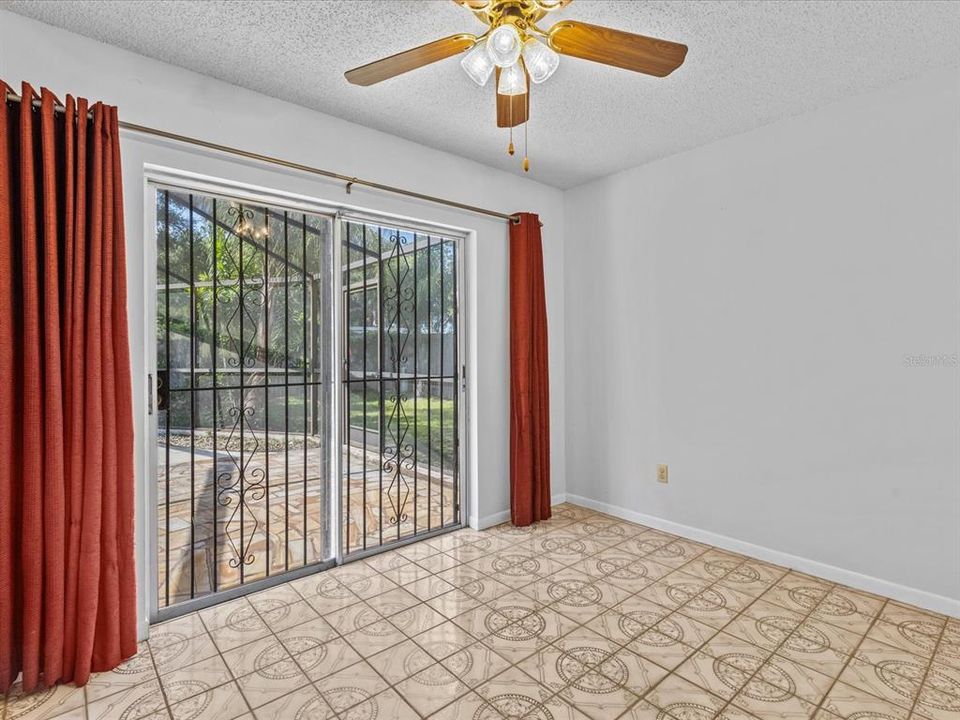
[350,394,457,466]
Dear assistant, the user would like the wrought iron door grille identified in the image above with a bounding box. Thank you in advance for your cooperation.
[342,221,461,555]
[156,188,333,610]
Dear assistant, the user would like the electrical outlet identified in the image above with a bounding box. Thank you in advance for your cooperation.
[657,464,669,483]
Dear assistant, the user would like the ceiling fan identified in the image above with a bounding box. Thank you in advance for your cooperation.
[344,0,688,172]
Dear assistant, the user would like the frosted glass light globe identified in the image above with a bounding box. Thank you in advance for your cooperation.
[497,61,527,96]
[522,38,559,84]
[486,24,522,68]
[461,40,495,86]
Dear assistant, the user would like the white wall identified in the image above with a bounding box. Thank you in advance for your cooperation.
[564,66,960,612]
[0,11,566,631]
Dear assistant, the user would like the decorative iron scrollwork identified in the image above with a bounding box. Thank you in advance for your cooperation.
[382,232,416,526]
[216,404,267,568]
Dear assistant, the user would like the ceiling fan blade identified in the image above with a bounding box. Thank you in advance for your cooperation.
[495,68,529,128]
[547,20,687,77]
[345,34,477,86]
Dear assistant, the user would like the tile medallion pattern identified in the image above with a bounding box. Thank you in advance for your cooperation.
[3,503,957,720]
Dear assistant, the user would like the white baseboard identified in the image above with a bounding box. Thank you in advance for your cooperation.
[475,510,509,530]
[473,493,568,531]
[565,494,960,618]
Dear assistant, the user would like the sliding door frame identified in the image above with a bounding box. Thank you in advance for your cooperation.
[139,166,470,625]
[337,213,468,562]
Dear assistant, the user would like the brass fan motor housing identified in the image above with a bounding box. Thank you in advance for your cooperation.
[469,1,555,30]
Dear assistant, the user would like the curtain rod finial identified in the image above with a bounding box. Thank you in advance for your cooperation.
[508,214,544,228]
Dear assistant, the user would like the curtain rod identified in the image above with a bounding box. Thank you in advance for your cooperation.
[5,90,526,226]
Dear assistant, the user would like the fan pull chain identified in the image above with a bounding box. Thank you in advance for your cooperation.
[522,120,530,172]
[507,95,515,155]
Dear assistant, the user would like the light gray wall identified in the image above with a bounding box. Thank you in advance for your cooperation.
[0,10,567,633]
[564,66,960,609]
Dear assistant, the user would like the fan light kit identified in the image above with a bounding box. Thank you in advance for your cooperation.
[345,0,688,173]
[487,24,524,67]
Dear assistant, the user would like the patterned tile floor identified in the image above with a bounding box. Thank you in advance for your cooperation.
[157,444,456,608]
[4,502,958,719]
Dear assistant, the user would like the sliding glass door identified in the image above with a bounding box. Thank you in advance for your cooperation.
[341,220,463,556]
[152,183,465,616]
[154,187,334,614]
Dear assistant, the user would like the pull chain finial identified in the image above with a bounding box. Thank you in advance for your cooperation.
[522,120,529,172]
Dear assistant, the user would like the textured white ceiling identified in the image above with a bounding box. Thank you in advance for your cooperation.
[3,0,959,188]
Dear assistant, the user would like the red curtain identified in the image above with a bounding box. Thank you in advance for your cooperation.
[509,212,551,526]
[0,82,137,693]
